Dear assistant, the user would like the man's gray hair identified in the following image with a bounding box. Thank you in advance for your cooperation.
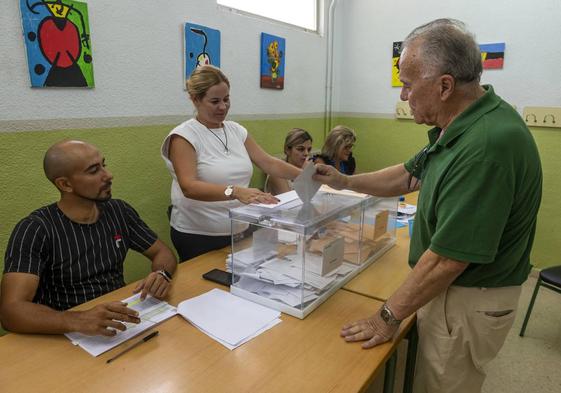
[403,18,482,83]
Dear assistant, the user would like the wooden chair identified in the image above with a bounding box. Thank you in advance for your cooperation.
[519,265,561,336]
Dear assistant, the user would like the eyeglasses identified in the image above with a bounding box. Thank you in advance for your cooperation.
[408,146,429,191]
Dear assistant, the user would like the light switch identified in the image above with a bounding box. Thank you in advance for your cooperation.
[395,101,413,119]
[522,107,561,128]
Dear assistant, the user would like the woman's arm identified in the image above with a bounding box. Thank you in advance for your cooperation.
[245,136,301,180]
[169,135,277,204]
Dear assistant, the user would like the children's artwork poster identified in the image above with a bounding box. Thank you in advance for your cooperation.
[20,0,94,88]
[479,43,505,69]
[392,41,403,87]
[184,23,221,83]
[260,33,285,90]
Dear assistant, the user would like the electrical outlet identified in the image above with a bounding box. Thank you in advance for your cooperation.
[395,101,414,119]
[522,107,561,128]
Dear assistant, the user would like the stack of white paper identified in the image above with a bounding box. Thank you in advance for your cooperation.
[225,247,277,272]
[177,289,282,350]
[397,203,417,227]
[65,293,177,356]
[237,276,319,307]
[260,257,335,290]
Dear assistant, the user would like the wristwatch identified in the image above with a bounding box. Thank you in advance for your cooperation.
[156,269,173,282]
[224,185,235,199]
[380,303,401,326]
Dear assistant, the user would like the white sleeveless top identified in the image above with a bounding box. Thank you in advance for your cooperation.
[161,118,253,236]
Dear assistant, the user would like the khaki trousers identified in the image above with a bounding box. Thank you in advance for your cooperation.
[413,285,522,393]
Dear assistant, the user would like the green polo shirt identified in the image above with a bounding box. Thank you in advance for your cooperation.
[404,85,542,287]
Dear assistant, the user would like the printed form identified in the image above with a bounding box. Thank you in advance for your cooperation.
[65,293,177,356]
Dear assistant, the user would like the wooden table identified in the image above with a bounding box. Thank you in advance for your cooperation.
[0,248,415,393]
[342,192,419,393]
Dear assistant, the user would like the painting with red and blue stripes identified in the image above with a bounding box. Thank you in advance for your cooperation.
[479,43,505,69]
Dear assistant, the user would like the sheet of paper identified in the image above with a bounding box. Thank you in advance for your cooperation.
[398,203,417,215]
[293,163,321,204]
[65,293,177,357]
[252,190,300,209]
[177,288,281,350]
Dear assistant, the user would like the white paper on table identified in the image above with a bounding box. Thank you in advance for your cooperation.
[398,203,417,215]
[208,318,282,350]
[293,163,321,204]
[252,190,300,209]
[65,293,177,357]
[177,288,281,350]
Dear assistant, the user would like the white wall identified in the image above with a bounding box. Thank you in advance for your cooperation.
[0,0,327,124]
[332,0,561,115]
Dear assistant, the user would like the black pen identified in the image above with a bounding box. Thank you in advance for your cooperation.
[106,330,159,364]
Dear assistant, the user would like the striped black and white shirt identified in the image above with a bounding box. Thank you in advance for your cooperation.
[4,199,157,311]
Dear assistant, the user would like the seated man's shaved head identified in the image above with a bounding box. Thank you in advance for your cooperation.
[43,140,97,185]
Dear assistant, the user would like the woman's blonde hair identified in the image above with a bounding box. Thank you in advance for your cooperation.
[284,128,313,161]
[186,65,230,101]
[321,125,356,160]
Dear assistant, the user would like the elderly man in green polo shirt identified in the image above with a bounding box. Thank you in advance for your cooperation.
[314,18,542,393]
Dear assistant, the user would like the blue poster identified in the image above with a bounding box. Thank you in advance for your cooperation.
[184,23,221,82]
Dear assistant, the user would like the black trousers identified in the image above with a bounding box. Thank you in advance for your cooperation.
[170,227,231,262]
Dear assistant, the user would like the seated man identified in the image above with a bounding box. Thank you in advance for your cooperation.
[0,140,177,336]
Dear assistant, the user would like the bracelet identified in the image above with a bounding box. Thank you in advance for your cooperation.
[156,269,172,282]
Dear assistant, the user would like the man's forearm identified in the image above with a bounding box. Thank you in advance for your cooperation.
[1,301,78,334]
[150,245,178,275]
[347,163,413,197]
[385,249,469,320]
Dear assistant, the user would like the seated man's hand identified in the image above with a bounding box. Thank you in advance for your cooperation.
[313,164,349,190]
[68,301,140,336]
[340,309,399,349]
[133,271,171,300]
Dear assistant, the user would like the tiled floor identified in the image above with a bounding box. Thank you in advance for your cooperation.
[367,275,561,393]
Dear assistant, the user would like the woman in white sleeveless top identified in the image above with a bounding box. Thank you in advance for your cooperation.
[264,128,313,195]
[161,65,300,261]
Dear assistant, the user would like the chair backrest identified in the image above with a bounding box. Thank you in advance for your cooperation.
[540,265,561,288]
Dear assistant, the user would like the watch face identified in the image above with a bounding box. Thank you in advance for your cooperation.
[381,305,400,325]
[225,186,233,196]
[381,308,390,324]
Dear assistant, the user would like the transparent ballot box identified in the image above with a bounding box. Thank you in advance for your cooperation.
[228,191,398,319]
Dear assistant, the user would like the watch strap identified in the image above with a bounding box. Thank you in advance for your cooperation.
[156,269,172,282]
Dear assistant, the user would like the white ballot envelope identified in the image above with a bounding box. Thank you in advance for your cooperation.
[293,163,321,204]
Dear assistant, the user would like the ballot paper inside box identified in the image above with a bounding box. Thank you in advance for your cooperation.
[228,191,398,319]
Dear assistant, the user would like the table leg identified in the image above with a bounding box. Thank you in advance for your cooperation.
[383,351,397,393]
[403,322,418,393]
